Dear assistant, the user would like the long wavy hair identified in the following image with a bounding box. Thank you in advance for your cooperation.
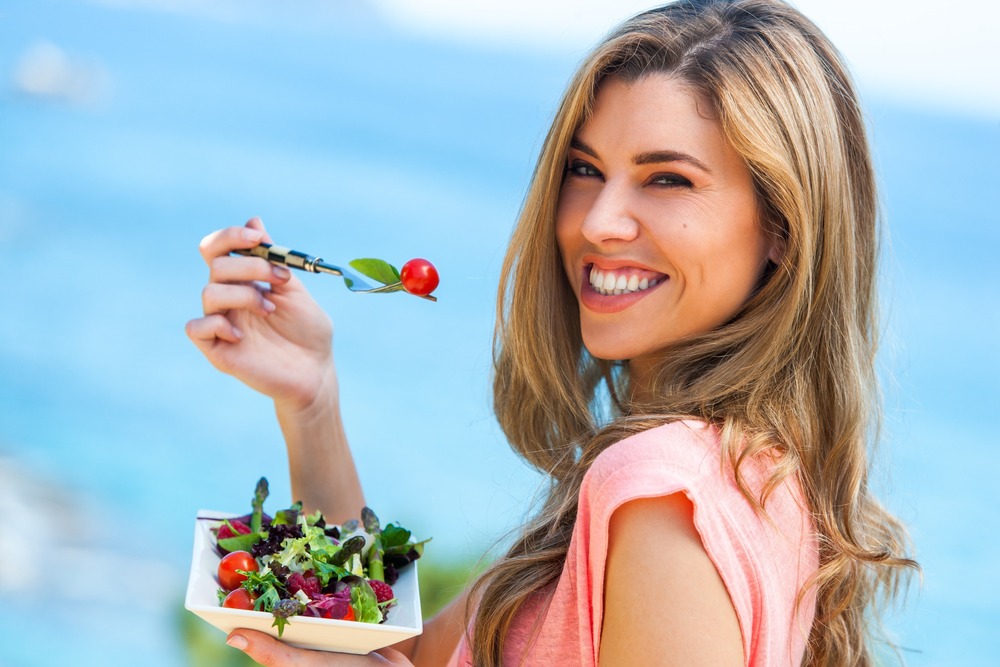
[471,0,916,665]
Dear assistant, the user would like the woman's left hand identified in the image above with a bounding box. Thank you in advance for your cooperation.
[225,630,414,667]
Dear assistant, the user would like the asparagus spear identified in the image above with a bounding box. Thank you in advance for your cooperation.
[332,535,367,567]
[250,477,269,534]
[361,506,385,582]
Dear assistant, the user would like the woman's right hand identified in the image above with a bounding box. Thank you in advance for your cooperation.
[185,217,336,412]
[226,631,413,667]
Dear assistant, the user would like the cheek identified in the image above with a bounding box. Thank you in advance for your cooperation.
[716,226,772,301]
[555,238,577,291]
[554,201,579,262]
[674,207,768,301]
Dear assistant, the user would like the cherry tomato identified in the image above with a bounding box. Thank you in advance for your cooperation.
[218,550,258,591]
[222,588,256,610]
[400,258,439,296]
[342,606,356,622]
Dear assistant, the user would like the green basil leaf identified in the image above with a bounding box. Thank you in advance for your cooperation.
[349,258,400,285]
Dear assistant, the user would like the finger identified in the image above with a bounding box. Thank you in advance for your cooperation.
[245,216,274,244]
[226,630,390,667]
[373,648,413,666]
[210,254,292,285]
[202,282,275,317]
[185,314,242,345]
[198,222,266,265]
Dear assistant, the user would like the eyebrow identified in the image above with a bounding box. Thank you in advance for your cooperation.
[570,137,713,175]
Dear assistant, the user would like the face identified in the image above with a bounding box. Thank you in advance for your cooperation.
[556,74,778,376]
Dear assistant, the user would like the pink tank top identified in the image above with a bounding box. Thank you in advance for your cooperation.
[447,420,818,666]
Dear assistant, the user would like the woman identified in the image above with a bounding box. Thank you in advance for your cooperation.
[186,0,915,664]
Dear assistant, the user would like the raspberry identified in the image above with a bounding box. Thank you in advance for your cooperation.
[369,580,394,604]
[217,519,251,540]
[287,572,322,599]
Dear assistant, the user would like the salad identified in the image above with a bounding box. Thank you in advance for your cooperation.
[207,478,427,637]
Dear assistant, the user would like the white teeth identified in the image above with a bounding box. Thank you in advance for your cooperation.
[588,266,664,296]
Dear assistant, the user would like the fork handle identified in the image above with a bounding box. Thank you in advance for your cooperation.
[234,242,334,274]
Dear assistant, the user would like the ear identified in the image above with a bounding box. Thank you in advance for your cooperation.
[766,235,785,266]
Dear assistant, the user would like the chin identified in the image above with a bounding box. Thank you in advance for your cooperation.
[580,332,645,363]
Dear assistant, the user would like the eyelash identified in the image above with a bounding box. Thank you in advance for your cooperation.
[564,159,693,188]
[649,173,693,187]
[565,160,600,179]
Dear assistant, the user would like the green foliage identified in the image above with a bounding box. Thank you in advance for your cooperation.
[177,602,257,667]
[417,555,483,620]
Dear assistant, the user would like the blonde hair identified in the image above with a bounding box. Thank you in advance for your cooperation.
[473,0,916,665]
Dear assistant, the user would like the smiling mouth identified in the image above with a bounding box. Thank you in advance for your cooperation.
[587,264,666,296]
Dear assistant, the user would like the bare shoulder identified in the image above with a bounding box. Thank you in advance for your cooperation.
[599,494,744,666]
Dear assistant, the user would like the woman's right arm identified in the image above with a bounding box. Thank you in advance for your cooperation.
[186,218,467,664]
[184,217,364,521]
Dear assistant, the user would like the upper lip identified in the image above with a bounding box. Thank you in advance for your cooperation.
[583,254,666,276]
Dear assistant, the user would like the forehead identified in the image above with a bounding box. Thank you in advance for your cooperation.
[578,74,731,162]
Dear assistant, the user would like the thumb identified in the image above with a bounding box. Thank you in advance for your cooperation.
[225,630,405,667]
[226,629,306,667]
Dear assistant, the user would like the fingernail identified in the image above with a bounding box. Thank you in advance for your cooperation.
[243,227,262,241]
[272,266,290,280]
[226,634,248,651]
[232,326,243,339]
[263,298,276,313]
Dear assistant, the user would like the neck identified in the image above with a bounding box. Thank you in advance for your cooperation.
[625,357,655,404]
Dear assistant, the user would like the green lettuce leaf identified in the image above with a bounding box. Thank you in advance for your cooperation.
[274,534,312,571]
[310,557,350,588]
[272,501,302,526]
[350,580,383,624]
[217,531,263,553]
[241,567,282,613]
[349,258,400,285]
[380,523,411,548]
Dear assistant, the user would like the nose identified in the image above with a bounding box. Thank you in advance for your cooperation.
[579,180,640,245]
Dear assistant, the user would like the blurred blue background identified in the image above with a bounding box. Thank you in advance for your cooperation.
[0,1,997,665]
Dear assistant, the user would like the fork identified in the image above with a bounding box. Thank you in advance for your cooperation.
[233,242,404,294]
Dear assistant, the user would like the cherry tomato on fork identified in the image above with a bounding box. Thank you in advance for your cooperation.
[400,258,439,296]
[218,550,259,591]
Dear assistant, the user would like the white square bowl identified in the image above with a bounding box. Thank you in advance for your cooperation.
[184,509,423,654]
